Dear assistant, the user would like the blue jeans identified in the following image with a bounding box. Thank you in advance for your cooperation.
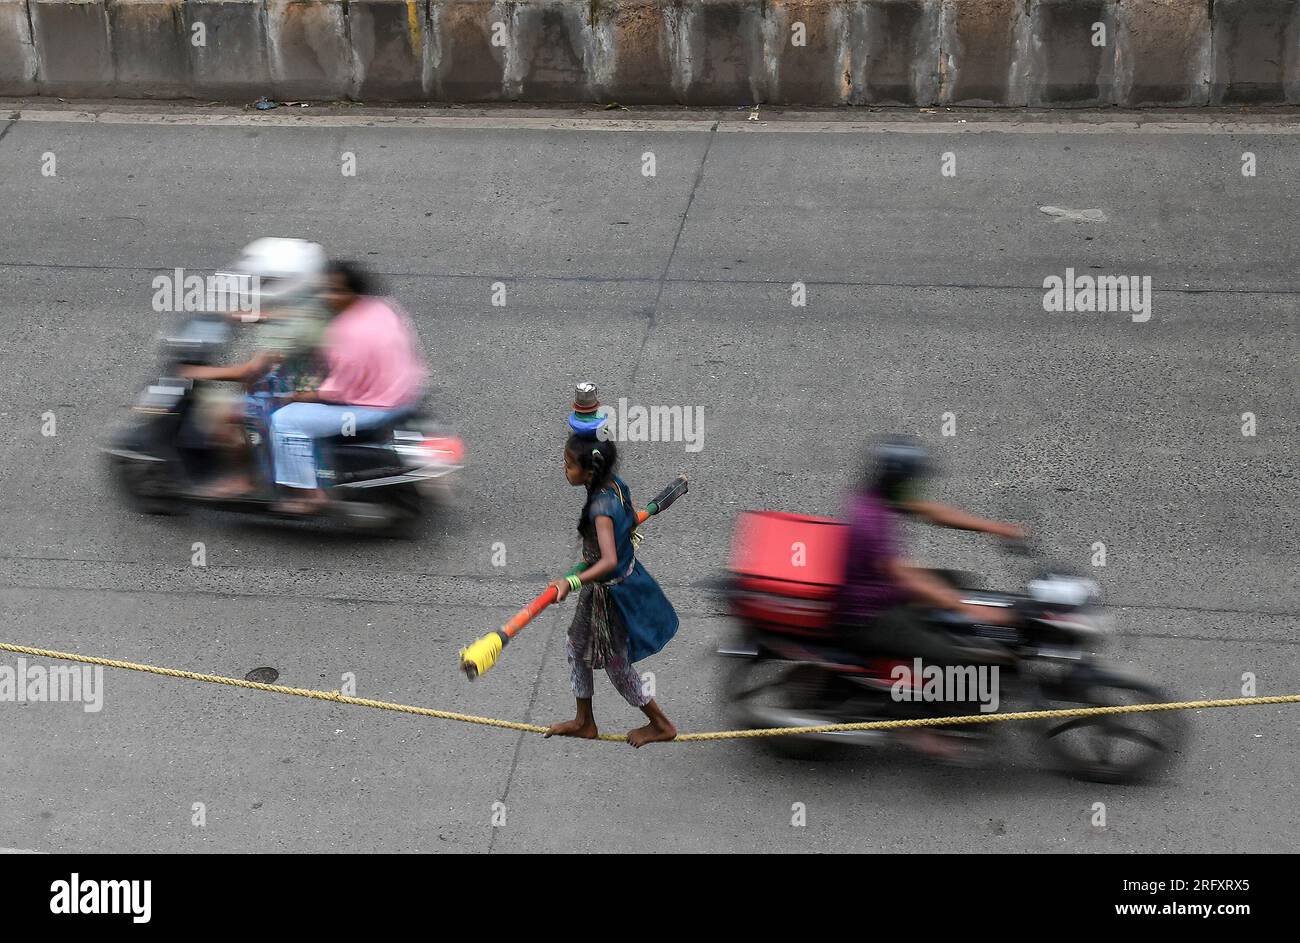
[270,402,405,490]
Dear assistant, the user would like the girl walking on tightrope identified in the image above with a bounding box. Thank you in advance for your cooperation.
[545,432,678,747]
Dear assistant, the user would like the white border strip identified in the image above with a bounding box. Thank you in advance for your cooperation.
[8,108,1300,135]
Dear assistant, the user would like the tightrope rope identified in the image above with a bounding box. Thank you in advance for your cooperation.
[2,641,1296,743]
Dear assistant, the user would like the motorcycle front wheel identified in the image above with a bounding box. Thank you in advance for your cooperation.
[1034,664,1187,784]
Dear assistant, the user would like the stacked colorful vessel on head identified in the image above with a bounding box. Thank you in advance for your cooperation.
[568,382,607,440]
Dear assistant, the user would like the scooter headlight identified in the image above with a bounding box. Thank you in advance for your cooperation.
[393,434,465,472]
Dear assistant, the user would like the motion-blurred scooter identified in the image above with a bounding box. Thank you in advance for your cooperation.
[105,311,464,536]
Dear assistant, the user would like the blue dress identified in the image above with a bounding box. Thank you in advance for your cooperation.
[583,476,679,664]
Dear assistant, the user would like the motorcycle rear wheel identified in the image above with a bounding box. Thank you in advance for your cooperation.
[721,658,854,760]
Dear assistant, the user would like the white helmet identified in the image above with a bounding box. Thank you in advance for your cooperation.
[228,237,326,303]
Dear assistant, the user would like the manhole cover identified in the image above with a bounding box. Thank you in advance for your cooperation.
[245,667,280,684]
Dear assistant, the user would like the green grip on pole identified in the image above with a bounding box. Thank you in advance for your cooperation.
[646,475,689,516]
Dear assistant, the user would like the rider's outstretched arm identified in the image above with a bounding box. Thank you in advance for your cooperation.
[176,351,278,385]
[888,558,1015,626]
[906,500,1024,539]
[175,362,249,383]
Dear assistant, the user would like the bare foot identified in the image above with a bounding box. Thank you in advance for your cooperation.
[200,475,253,499]
[627,717,677,748]
[545,718,599,739]
[273,491,329,516]
[902,729,980,765]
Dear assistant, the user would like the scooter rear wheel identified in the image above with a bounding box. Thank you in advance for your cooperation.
[109,454,183,516]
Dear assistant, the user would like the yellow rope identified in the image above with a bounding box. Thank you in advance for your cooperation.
[2,641,1295,743]
[674,694,1300,741]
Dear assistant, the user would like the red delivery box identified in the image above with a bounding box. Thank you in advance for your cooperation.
[727,511,847,634]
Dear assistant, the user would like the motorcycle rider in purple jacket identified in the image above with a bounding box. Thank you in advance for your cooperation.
[835,437,1025,758]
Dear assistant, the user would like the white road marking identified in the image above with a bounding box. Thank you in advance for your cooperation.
[1039,206,1108,223]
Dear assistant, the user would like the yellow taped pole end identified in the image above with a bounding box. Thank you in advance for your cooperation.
[459,632,504,681]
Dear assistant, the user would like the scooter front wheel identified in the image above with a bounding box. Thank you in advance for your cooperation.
[333,483,427,538]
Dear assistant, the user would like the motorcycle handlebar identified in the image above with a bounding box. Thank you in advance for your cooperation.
[1000,536,1037,559]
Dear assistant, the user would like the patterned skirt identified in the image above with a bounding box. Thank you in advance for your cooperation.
[568,582,627,670]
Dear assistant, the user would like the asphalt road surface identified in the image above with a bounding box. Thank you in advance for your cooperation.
[0,104,1296,853]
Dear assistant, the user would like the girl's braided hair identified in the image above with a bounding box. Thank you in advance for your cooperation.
[566,432,620,534]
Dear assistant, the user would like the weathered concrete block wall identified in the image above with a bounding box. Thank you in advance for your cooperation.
[2,0,1298,106]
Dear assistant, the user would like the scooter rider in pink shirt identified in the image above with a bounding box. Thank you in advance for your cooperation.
[270,261,427,514]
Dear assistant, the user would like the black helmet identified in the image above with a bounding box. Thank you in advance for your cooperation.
[867,435,931,508]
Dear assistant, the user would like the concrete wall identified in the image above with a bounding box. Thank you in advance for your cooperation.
[2,0,1298,106]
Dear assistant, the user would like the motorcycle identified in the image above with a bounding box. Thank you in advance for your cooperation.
[105,311,464,536]
[718,510,1185,783]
